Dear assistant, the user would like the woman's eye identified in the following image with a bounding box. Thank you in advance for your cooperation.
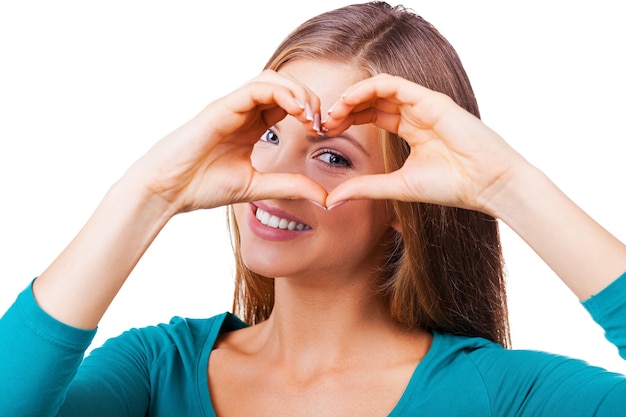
[315,150,352,168]
[260,129,279,145]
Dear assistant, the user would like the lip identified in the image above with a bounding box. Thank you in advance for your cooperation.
[246,202,312,241]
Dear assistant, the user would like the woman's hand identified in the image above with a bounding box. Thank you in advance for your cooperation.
[31,71,330,329]
[126,70,328,214]
[322,74,528,215]
[323,74,626,299]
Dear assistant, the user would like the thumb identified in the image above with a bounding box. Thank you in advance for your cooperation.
[248,172,328,206]
[325,172,410,207]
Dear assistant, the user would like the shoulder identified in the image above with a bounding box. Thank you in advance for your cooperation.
[116,312,246,351]
[412,331,626,416]
[69,314,248,414]
[430,330,622,390]
[88,312,248,367]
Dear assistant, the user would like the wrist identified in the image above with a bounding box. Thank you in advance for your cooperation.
[476,157,543,223]
[116,162,181,221]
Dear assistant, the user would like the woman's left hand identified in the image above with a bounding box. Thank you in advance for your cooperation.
[322,74,527,215]
[323,74,626,299]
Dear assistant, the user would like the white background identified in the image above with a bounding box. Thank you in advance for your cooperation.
[1,1,624,373]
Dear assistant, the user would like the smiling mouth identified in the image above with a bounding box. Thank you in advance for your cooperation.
[255,206,311,231]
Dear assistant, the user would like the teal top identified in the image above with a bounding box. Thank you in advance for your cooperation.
[1,274,626,416]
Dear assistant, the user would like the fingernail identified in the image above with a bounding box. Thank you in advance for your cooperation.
[326,200,348,210]
[313,113,322,134]
[307,199,326,210]
[305,103,313,121]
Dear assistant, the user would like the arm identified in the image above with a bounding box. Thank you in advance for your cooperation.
[0,70,327,416]
[486,163,626,300]
[32,178,172,329]
[323,74,626,300]
[32,70,328,330]
[322,74,626,413]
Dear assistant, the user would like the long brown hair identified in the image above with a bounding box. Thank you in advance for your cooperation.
[229,1,510,347]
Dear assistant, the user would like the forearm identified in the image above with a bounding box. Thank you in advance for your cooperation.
[33,176,175,329]
[489,163,626,300]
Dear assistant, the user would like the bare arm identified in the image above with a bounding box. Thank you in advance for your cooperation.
[33,178,173,329]
[486,162,626,300]
[30,71,328,330]
[323,74,626,300]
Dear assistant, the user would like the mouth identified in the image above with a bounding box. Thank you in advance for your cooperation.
[253,204,311,231]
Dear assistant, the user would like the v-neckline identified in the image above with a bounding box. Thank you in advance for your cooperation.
[198,312,439,417]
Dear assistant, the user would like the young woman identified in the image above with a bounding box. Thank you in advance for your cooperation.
[1,2,625,416]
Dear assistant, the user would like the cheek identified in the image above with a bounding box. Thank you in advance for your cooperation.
[323,200,393,239]
[231,204,261,268]
[232,203,256,252]
[232,203,246,224]
[250,143,266,171]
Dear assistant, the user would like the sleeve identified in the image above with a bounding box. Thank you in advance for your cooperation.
[583,270,626,360]
[484,271,626,416]
[0,282,155,417]
[56,327,153,416]
[0,281,96,417]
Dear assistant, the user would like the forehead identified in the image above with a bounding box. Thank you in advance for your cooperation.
[278,59,366,112]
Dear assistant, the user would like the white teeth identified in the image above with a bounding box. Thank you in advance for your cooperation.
[268,215,280,228]
[255,207,310,230]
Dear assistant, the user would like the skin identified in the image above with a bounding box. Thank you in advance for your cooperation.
[215,60,428,416]
[233,60,398,283]
[28,55,626,415]
[322,74,626,299]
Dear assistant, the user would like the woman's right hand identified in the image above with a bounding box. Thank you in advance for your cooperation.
[126,69,328,215]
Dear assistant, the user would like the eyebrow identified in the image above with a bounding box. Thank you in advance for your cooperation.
[306,133,371,158]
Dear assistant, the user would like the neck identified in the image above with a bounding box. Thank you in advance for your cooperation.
[249,272,412,371]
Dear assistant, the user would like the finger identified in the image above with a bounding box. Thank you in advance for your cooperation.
[200,80,319,142]
[252,70,323,133]
[246,82,310,118]
[247,82,321,136]
[324,107,403,138]
[338,75,425,114]
[260,106,288,130]
[324,75,451,131]
[325,171,416,207]
[247,172,329,206]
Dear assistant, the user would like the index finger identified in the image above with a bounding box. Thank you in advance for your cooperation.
[323,74,458,132]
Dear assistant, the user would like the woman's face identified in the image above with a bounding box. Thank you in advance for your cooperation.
[233,59,398,282]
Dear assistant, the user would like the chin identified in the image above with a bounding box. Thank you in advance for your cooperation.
[241,253,291,279]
